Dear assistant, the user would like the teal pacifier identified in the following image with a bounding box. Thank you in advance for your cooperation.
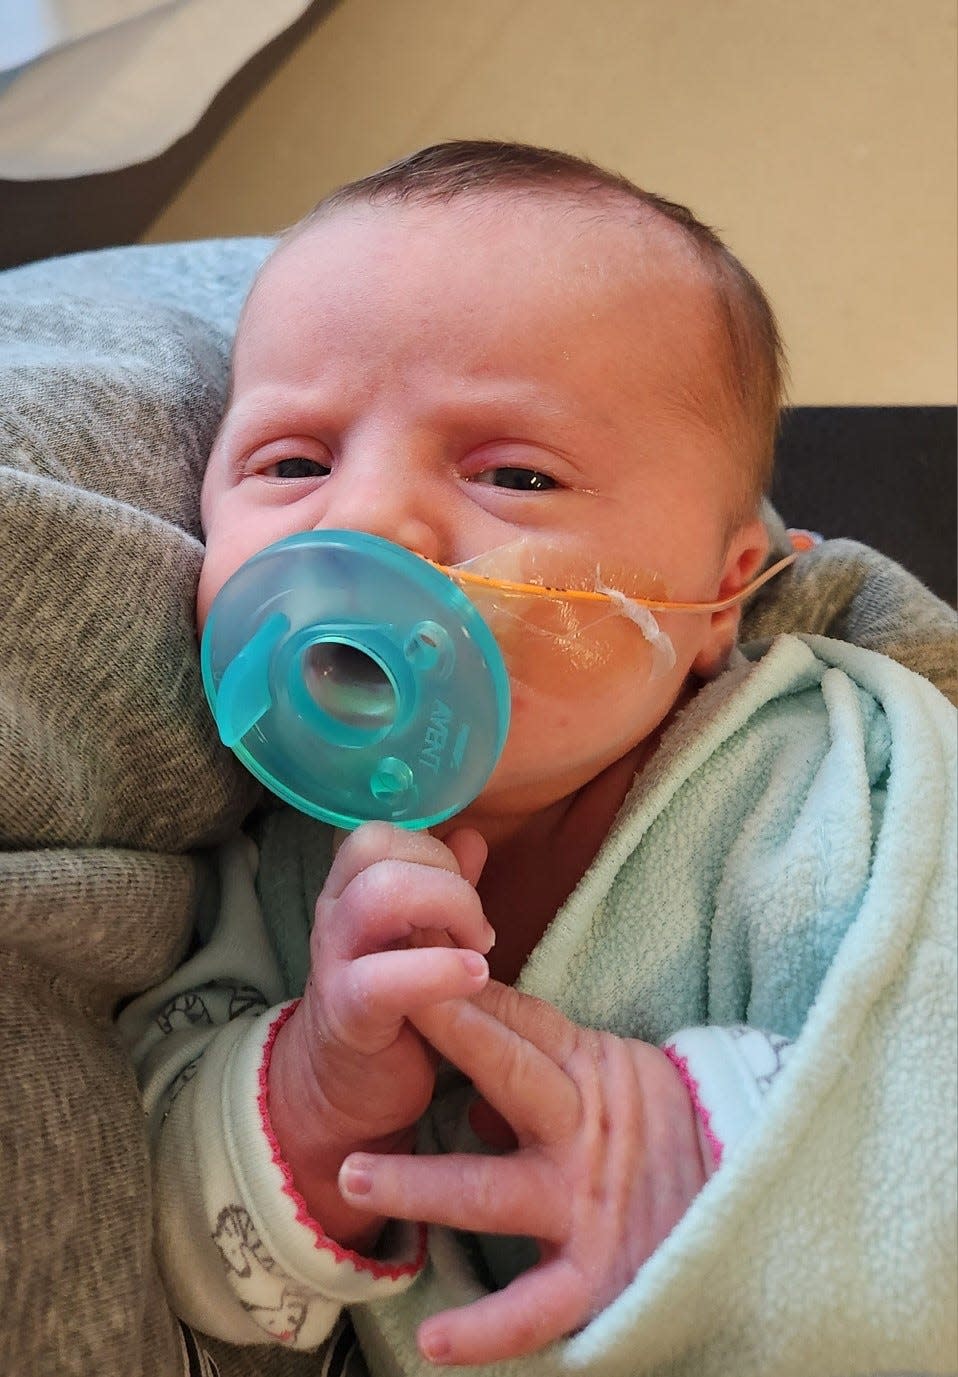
[200,530,511,830]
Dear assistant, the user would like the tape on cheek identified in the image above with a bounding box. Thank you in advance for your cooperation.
[594,582,677,679]
[442,542,679,690]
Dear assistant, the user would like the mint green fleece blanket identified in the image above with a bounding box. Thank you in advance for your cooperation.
[340,632,956,1377]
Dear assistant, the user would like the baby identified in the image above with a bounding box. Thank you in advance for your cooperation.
[121,141,956,1376]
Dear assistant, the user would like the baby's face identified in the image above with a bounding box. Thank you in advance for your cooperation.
[199,195,766,822]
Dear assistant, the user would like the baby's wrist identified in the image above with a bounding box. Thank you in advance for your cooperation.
[266,1002,417,1249]
[268,1002,412,1155]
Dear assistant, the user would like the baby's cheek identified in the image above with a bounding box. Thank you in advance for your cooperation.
[195,558,221,631]
[195,530,257,630]
[495,613,660,703]
[502,674,651,776]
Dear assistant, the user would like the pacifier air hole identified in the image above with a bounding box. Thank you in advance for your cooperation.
[403,620,454,678]
[302,641,397,733]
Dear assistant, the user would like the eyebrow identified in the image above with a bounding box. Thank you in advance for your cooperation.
[223,378,621,448]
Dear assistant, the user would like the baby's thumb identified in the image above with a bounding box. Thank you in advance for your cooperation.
[443,826,488,888]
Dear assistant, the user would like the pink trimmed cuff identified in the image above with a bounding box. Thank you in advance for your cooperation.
[257,1002,427,1281]
[663,1042,724,1170]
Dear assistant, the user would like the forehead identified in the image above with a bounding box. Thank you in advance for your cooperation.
[213,195,745,526]
[240,193,717,366]
[226,197,736,496]
[266,189,688,278]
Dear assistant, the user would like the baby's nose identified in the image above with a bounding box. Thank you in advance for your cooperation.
[315,483,443,563]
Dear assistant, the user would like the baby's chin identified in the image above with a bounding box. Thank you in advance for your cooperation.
[466,723,645,823]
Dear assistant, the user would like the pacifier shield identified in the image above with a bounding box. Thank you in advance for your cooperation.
[201,531,511,829]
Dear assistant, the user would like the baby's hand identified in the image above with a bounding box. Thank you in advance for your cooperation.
[268,821,493,1251]
[339,982,711,1364]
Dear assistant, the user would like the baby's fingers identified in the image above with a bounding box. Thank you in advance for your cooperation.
[322,860,493,959]
[339,1149,567,1242]
[416,1259,588,1366]
[411,997,579,1143]
[324,822,481,900]
[333,949,489,1051]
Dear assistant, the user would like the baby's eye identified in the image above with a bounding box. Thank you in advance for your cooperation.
[266,456,331,480]
[471,467,558,492]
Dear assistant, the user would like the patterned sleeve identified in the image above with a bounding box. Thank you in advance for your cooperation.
[117,835,424,1350]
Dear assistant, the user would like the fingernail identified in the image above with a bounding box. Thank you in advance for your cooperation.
[420,1329,451,1364]
[339,1156,374,1197]
[461,950,487,979]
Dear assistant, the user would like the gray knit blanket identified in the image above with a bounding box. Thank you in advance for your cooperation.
[1,240,955,1377]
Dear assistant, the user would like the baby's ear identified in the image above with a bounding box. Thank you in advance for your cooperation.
[690,516,771,680]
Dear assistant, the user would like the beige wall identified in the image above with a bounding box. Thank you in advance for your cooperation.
[144,0,957,405]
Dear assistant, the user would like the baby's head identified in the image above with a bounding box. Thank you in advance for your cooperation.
[299,140,783,516]
[198,140,785,820]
